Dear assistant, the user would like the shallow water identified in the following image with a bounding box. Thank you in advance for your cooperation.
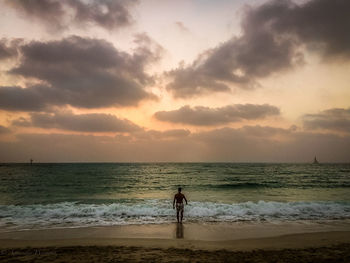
[0,163,349,229]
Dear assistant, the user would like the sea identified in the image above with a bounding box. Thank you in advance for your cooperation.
[0,163,350,231]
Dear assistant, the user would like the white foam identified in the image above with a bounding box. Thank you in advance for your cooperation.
[1,200,349,230]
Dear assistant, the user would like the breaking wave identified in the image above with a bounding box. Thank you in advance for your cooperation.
[1,200,350,230]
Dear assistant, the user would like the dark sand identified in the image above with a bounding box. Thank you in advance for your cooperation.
[1,243,350,263]
[1,222,350,262]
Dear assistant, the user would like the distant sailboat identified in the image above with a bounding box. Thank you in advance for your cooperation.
[313,156,319,164]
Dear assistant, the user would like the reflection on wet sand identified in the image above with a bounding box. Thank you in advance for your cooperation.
[176,223,184,239]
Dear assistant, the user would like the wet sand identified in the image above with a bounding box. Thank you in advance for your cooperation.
[1,222,350,262]
[1,243,350,263]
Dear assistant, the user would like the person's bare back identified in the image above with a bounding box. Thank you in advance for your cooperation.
[173,187,188,223]
[174,193,186,204]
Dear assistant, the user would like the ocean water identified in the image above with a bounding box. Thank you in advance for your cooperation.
[0,163,350,230]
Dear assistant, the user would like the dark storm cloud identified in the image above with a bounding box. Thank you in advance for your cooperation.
[303,108,350,133]
[12,111,141,133]
[1,35,159,111]
[4,0,137,31]
[167,0,350,97]
[154,104,280,126]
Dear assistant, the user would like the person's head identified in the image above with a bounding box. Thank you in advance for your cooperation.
[178,187,182,193]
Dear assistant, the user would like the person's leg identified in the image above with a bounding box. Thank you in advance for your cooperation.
[176,211,179,223]
[180,210,183,223]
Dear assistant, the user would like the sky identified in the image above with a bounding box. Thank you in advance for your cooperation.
[0,0,349,162]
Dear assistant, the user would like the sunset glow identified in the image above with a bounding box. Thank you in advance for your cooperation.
[0,0,349,162]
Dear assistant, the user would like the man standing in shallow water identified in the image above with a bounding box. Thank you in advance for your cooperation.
[173,187,188,223]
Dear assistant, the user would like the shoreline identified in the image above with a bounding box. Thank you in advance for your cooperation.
[1,222,350,262]
[1,221,350,250]
[1,231,350,251]
[1,232,350,263]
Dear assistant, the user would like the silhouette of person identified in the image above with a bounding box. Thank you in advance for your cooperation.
[173,187,188,223]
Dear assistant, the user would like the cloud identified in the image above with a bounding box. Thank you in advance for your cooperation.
[192,126,350,162]
[267,0,350,59]
[154,104,280,125]
[193,126,293,148]
[167,0,350,97]
[238,125,295,137]
[12,110,141,133]
[160,129,190,138]
[0,85,59,111]
[135,129,191,140]
[175,21,190,33]
[0,39,20,60]
[132,32,165,74]
[0,130,195,162]
[1,125,349,162]
[0,35,160,111]
[303,107,350,134]
[0,125,11,134]
[4,0,137,31]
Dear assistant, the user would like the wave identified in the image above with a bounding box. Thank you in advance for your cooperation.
[213,183,273,189]
[207,183,350,189]
[1,200,350,230]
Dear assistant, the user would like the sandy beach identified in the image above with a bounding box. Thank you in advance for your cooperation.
[1,222,350,262]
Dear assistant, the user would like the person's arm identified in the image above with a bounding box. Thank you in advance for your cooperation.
[173,195,176,209]
[184,195,188,205]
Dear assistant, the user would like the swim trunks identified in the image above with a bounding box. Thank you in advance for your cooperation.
[176,203,184,212]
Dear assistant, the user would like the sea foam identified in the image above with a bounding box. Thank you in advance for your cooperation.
[1,200,350,230]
